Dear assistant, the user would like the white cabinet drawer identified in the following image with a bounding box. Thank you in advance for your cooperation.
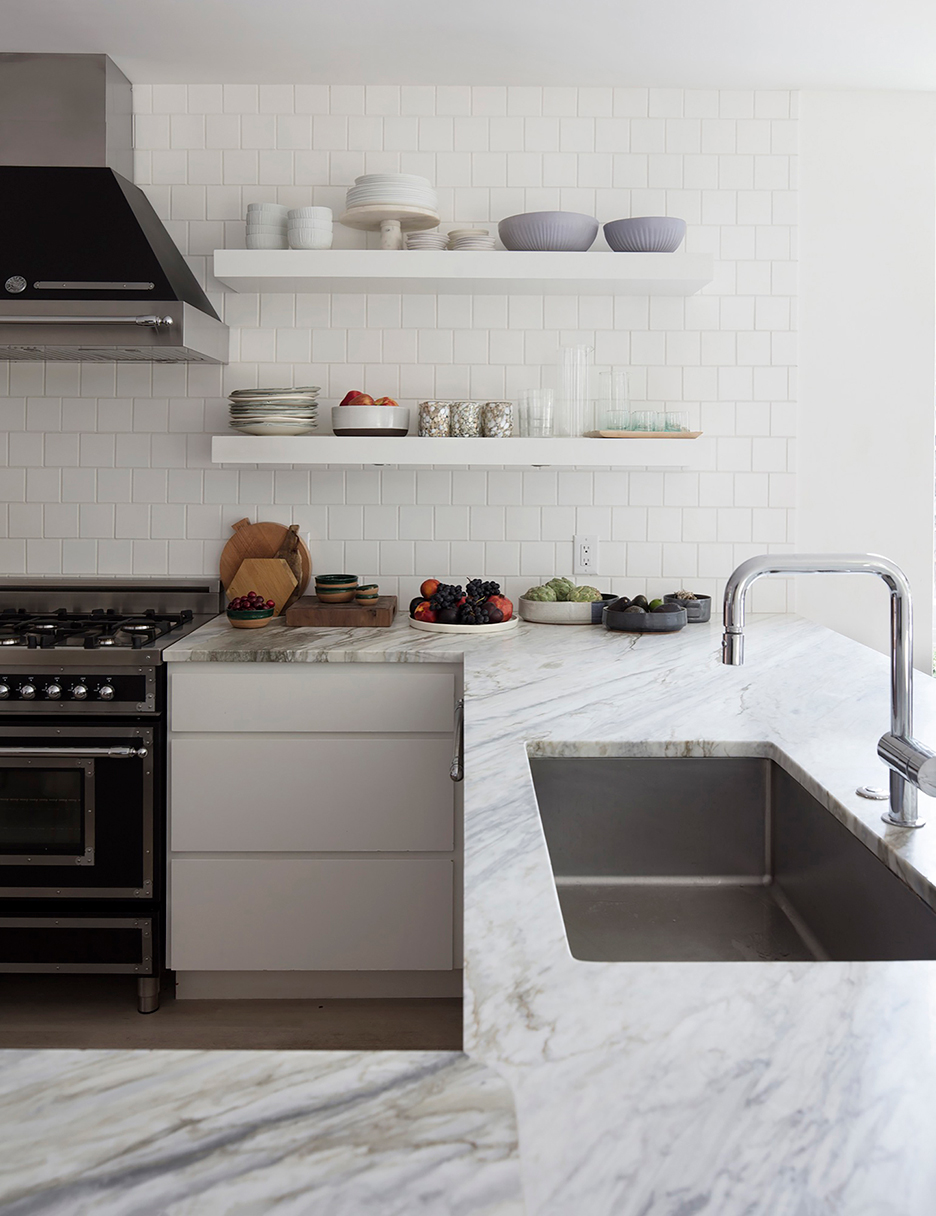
[169,857,453,971]
[170,664,455,733]
[171,736,454,851]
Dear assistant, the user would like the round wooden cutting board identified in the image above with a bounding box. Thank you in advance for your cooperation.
[219,518,312,600]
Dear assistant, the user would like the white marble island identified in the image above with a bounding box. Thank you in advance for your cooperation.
[6,610,936,1214]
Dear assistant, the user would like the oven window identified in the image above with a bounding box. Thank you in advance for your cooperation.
[0,768,84,855]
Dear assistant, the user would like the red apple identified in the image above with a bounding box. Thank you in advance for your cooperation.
[338,390,364,407]
[413,601,437,623]
[351,393,375,406]
[374,396,399,407]
[420,578,441,599]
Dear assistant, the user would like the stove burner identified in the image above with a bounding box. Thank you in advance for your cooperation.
[0,608,195,651]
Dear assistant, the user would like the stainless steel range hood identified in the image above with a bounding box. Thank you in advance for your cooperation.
[0,54,228,363]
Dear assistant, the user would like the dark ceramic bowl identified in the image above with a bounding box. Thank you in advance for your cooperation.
[664,593,712,622]
[603,599,687,633]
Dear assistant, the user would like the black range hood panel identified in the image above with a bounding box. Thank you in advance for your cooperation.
[0,166,219,317]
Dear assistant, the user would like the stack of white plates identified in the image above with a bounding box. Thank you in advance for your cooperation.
[406,231,448,250]
[228,386,320,436]
[288,206,333,250]
[345,173,438,213]
[246,203,288,250]
[448,228,496,250]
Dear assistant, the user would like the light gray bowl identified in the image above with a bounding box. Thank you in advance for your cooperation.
[604,216,686,253]
[498,211,599,252]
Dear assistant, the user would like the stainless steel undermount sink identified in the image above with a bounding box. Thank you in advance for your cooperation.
[530,756,936,962]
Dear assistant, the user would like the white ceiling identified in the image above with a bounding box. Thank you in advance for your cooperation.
[4,0,936,89]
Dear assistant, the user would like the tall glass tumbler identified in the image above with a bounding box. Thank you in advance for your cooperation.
[556,345,594,437]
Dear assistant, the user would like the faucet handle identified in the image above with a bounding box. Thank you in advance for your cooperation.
[878,733,936,799]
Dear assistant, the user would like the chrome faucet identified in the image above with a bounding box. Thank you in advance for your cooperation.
[722,553,936,828]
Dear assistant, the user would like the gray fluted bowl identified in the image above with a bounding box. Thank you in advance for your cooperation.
[498,211,599,252]
[604,216,686,253]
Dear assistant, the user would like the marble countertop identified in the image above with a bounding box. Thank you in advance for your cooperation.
[17,609,936,1213]
[168,610,936,1214]
[0,1050,522,1215]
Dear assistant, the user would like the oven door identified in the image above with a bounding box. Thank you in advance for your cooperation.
[0,725,153,897]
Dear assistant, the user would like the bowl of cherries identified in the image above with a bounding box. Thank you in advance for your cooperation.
[226,591,277,629]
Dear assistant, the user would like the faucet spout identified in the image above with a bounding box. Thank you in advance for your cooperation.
[721,552,933,829]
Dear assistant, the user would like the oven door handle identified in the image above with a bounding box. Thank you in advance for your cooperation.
[0,747,147,759]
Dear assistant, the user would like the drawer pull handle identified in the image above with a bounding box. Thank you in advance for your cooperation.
[450,698,464,783]
[0,747,147,759]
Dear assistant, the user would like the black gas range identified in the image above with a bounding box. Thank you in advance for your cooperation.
[0,579,222,1012]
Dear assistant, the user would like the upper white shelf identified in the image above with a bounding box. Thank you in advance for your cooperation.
[212,249,714,296]
[211,435,710,468]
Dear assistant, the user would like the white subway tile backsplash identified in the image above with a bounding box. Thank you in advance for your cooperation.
[0,84,795,609]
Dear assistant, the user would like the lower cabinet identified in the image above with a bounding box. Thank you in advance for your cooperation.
[169,857,454,971]
[167,661,462,989]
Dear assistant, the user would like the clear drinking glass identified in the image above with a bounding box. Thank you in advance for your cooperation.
[598,369,630,432]
[630,410,656,432]
[664,410,690,433]
[557,345,594,436]
[518,388,554,437]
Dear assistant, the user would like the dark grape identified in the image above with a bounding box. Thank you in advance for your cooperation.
[466,578,500,601]
[429,583,463,611]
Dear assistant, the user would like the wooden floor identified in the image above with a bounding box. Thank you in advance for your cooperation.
[0,976,462,1051]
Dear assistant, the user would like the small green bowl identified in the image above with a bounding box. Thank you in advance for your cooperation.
[227,607,275,629]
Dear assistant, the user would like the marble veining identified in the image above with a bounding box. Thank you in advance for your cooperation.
[0,1050,522,1215]
[61,613,936,1210]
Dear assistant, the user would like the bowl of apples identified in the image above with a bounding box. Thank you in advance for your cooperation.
[226,591,277,629]
[332,392,410,436]
[408,578,519,635]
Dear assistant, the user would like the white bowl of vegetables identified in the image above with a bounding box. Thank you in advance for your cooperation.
[519,578,612,624]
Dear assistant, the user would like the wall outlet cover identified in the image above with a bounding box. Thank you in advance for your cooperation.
[573,534,598,575]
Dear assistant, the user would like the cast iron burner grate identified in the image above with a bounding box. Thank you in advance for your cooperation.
[0,608,194,650]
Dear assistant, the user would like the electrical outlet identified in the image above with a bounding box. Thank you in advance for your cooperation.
[573,535,598,576]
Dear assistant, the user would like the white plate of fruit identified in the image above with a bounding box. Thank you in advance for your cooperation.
[408,579,519,634]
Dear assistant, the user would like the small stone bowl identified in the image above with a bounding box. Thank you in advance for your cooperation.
[664,593,712,622]
[227,607,275,630]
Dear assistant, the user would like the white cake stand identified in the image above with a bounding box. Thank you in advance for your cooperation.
[339,204,441,250]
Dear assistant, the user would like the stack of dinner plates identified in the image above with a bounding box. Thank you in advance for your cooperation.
[345,173,438,213]
[228,386,320,436]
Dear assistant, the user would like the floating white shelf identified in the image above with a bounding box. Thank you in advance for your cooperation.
[211,435,710,468]
[212,249,714,296]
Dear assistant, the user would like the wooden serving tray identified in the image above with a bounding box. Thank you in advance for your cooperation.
[588,431,702,439]
[284,595,398,629]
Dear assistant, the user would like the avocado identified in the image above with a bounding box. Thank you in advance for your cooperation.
[624,604,646,614]
[631,595,649,609]
[652,602,681,613]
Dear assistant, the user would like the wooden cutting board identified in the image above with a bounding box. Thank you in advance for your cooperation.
[285,596,398,629]
[226,558,298,613]
[220,519,311,609]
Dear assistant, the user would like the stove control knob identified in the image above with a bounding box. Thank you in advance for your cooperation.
[97,685,115,701]
[70,684,88,701]
[19,683,36,700]
[44,683,62,700]
[0,684,10,700]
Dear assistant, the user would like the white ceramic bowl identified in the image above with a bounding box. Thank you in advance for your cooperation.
[246,234,289,249]
[287,218,333,229]
[332,405,410,436]
[519,596,605,624]
[288,229,333,250]
[246,223,289,235]
[288,207,333,222]
[246,204,288,217]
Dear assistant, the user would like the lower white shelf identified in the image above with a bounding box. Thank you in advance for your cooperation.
[211,434,709,468]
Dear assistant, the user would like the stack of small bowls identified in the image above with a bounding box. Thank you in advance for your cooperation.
[355,583,379,605]
[448,228,496,250]
[405,230,448,251]
[288,207,333,250]
[315,575,358,603]
[246,203,288,249]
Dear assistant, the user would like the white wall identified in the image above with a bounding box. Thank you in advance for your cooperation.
[799,91,936,671]
[0,84,797,611]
